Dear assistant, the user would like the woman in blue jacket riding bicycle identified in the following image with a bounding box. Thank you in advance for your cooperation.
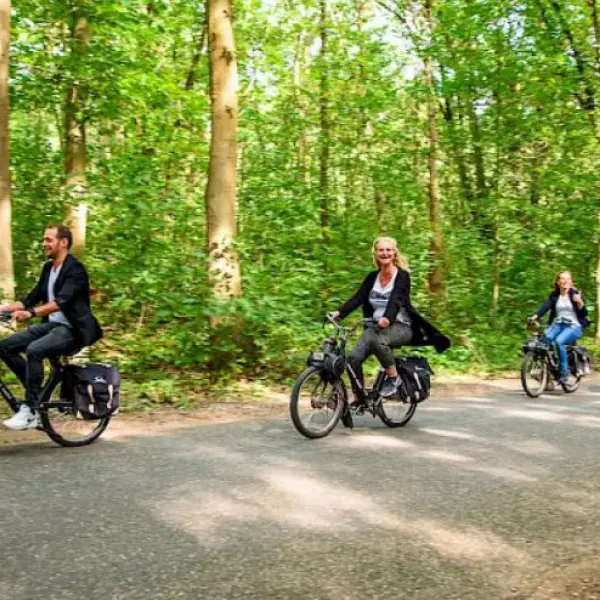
[530,271,589,383]
[331,236,450,401]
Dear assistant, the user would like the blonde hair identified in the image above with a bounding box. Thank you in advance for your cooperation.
[372,236,410,271]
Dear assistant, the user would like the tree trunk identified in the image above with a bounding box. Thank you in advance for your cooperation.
[588,0,600,71]
[184,23,207,91]
[319,0,331,252]
[441,93,473,212]
[65,12,90,256]
[293,32,312,184]
[205,0,241,298]
[467,97,487,199]
[424,0,444,299]
[0,0,13,301]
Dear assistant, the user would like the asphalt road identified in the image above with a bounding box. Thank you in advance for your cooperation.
[2,379,600,600]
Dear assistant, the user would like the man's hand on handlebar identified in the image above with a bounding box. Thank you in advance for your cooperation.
[13,310,33,323]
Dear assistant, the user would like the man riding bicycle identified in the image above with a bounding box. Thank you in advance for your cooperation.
[0,224,102,430]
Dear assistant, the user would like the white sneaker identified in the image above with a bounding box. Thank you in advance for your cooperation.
[3,405,41,431]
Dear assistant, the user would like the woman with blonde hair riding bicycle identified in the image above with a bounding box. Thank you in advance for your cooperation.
[331,236,450,401]
[529,271,589,383]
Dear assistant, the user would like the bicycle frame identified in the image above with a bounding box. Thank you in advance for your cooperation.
[324,316,388,412]
[524,326,568,381]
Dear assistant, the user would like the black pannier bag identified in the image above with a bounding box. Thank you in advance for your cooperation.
[62,363,120,420]
[569,345,592,377]
[307,338,346,380]
[395,356,433,403]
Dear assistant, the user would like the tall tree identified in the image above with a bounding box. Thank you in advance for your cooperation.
[65,6,90,255]
[205,0,241,298]
[0,0,13,301]
[423,0,445,299]
[319,0,331,258]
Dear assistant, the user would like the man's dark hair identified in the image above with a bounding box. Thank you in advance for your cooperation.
[46,224,73,249]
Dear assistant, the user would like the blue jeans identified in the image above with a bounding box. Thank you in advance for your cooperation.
[544,322,582,378]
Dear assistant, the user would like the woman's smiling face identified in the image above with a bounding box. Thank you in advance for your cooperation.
[558,272,572,291]
[375,241,396,267]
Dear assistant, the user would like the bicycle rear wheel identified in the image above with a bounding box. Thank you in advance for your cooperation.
[290,367,345,439]
[377,395,416,427]
[40,379,110,447]
[560,373,581,394]
[521,351,548,398]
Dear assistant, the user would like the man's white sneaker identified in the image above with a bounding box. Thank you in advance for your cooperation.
[3,405,41,431]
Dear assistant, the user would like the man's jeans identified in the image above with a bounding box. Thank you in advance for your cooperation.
[0,323,79,410]
[544,322,582,378]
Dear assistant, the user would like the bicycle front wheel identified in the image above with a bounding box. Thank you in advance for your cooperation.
[521,351,548,398]
[290,367,345,439]
[40,379,111,447]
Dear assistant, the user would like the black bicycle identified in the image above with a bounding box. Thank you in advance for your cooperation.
[0,312,111,447]
[520,320,591,398]
[290,315,419,439]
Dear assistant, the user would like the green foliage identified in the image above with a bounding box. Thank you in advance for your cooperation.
[6,0,600,407]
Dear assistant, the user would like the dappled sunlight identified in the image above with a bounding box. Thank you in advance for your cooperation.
[148,470,381,546]
[557,501,589,516]
[522,402,573,411]
[332,434,416,450]
[509,439,557,455]
[573,415,600,428]
[150,492,264,544]
[494,406,600,428]
[411,519,533,565]
[524,402,600,414]
[417,449,475,463]
[419,427,479,440]
[146,465,533,574]
[454,396,496,403]
[547,486,600,517]
[465,465,537,483]
[497,409,566,423]
[456,403,502,411]
[419,405,454,412]
[184,443,249,463]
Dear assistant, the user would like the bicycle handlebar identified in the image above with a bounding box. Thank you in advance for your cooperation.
[325,313,377,335]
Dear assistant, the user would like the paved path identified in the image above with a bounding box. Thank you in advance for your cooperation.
[2,379,600,599]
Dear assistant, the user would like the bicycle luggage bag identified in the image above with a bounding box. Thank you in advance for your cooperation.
[395,356,433,403]
[570,346,592,377]
[64,363,120,420]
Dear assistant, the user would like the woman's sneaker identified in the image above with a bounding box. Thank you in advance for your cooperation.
[380,375,402,398]
[3,405,41,431]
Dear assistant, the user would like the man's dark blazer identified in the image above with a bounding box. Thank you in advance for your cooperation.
[20,253,103,346]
